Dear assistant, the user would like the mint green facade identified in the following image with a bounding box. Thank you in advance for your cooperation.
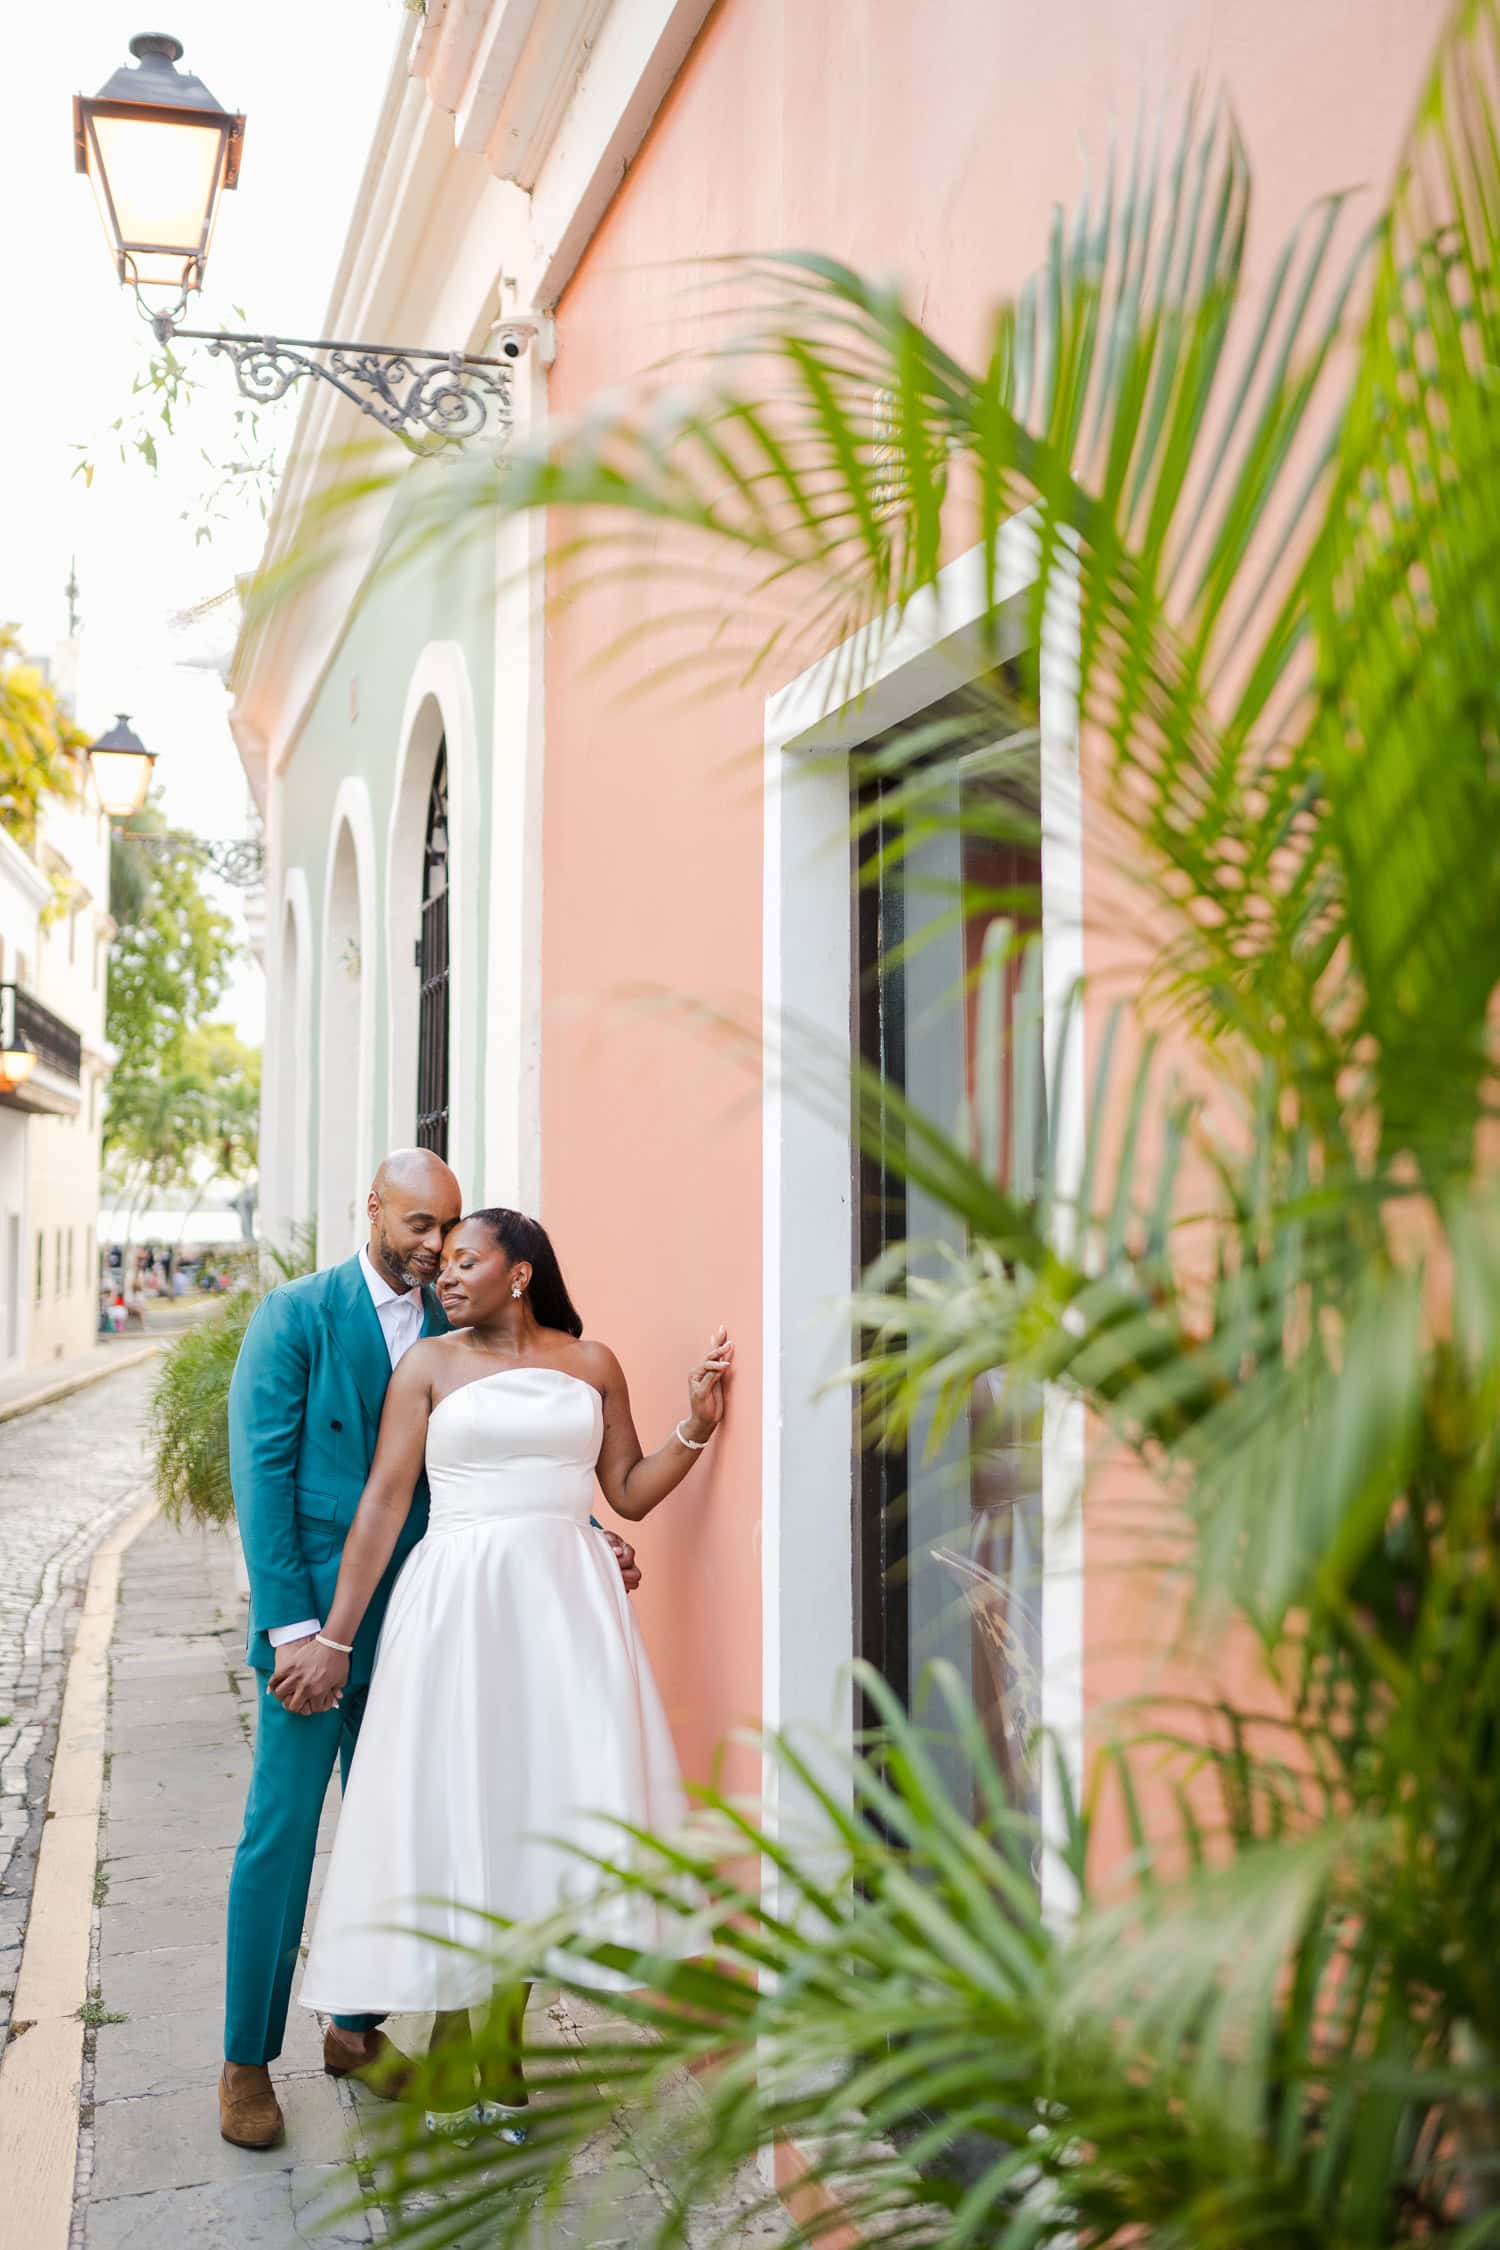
[272,512,495,1227]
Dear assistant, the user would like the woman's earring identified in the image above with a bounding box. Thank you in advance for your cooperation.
[512,1284,523,1299]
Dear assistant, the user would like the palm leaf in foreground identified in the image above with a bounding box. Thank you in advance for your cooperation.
[363,1668,1491,2250]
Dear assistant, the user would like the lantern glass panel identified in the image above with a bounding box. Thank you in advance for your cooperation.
[87,110,227,284]
[89,748,155,821]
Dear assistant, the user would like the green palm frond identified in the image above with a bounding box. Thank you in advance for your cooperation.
[366,1671,1498,2249]
[1304,1,1500,1166]
[152,1228,312,1526]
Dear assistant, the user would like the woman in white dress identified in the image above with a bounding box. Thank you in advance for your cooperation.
[288,1206,732,2133]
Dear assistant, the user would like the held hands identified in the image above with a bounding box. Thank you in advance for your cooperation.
[269,1540,642,1718]
[683,1325,734,1444]
[602,1530,642,1594]
[271,1632,350,1716]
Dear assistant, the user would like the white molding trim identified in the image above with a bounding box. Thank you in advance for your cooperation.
[227,710,271,819]
[759,715,857,1853]
[318,778,379,1263]
[387,642,482,1197]
[483,349,547,1211]
[427,0,501,113]
[451,1,545,150]
[459,0,614,185]
[416,0,715,226]
[411,0,450,78]
[0,827,55,912]
[1037,548,1087,1924]
[230,93,499,782]
[761,518,1086,1921]
[524,0,718,306]
[229,0,720,788]
[267,865,314,1242]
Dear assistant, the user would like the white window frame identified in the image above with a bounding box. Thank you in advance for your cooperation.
[317,781,378,1265]
[264,866,313,1245]
[761,514,1085,1919]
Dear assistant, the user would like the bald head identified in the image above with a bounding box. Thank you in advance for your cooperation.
[371,1148,460,1205]
[366,1147,463,1291]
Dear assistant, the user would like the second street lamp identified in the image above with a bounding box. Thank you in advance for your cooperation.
[84,717,263,886]
[86,715,157,821]
[75,31,544,444]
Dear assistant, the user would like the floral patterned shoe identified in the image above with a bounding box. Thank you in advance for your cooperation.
[424,2060,483,2146]
[475,2099,530,2146]
[423,2103,480,2146]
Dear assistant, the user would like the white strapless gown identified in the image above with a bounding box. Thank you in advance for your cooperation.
[297,1367,686,2013]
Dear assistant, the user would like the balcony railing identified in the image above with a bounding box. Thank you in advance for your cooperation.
[0,983,82,1085]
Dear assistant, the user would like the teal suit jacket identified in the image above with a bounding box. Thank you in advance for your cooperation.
[228,1254,448,1688]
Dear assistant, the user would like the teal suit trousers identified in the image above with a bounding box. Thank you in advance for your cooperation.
[223,1255,447,2066]
[224,1679,376,2063]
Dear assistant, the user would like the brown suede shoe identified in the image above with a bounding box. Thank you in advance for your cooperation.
[219,2061,285,2149]
[323,2025,420,2101]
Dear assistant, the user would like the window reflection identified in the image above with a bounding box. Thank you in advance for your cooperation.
[856,676,1046,1857]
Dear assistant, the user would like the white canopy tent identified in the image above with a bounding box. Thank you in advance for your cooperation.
[97,1207,247,1251]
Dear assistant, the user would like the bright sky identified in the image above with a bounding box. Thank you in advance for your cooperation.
[0,1,411,1041]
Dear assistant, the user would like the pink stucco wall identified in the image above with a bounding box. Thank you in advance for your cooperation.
[542,0,1448,1803]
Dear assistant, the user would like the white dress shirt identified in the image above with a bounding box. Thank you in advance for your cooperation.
[268,1247,427,1649]
[356,1243,426,1371]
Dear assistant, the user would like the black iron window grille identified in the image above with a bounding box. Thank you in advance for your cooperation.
[415,744,451,1160]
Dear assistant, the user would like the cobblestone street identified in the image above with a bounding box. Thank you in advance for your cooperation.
[0,1363,157,2047]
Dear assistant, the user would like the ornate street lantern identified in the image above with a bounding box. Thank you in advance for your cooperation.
[75,33,537,442]
[87,715,157,821]
[73,33,245,300]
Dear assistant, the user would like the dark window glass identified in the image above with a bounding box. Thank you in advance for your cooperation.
[416,743,450,1159]
[855,683,1046,1848]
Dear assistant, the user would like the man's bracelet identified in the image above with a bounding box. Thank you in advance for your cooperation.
[315,1633,354,1654]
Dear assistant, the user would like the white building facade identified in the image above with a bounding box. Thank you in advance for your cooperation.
[25,768,115,1366]
[0,630,118,1370]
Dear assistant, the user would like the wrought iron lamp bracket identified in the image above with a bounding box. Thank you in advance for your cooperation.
[121,827,265,889]
[148,308,541,443]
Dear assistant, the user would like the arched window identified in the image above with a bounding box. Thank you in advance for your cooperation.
[274,897,305,1236]
[320,822,365,1255]
[416,742,450,1157]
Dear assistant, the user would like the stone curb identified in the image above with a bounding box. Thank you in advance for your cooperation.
[0,1489,161,2250]
[0,1344,161,1428]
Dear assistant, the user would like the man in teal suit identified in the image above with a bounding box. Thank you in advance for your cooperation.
[219,1149,638,2149]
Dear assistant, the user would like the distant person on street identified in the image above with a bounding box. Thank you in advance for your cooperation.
[218,1150,643,2152]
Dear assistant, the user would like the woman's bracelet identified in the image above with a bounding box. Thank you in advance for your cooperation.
[315,1632,354,1654]
[674,1420,711,1452]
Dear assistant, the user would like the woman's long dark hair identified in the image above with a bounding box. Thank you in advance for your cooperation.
[463,1208,583,1338]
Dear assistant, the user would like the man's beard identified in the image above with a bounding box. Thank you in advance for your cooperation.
[374,1227,426,1292]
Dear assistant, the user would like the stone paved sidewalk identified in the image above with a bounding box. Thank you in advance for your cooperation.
[0,1362,160,2051]
[0,1336,158,1423]
[75,1515,786,2248]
